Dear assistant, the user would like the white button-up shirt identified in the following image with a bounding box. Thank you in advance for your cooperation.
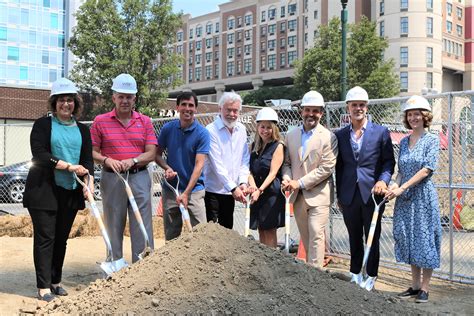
[204,115,250,195]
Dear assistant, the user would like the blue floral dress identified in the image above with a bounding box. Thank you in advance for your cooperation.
[393,132,442,269]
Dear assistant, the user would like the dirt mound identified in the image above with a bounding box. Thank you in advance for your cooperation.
[0,210,164,239]
[42,223,419,315]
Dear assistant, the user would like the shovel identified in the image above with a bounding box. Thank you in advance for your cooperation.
[244,194,251,237]
[359,193,387,289]
[114,170,153,260]
[74,173,128,276]
[281,188,294,254]
[163,174,193,233]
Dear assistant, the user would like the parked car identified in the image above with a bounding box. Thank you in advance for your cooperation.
[0,161,102,203]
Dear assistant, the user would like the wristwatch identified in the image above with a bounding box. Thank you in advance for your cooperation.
[132,157,139,166]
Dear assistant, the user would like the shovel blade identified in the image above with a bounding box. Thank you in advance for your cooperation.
[100,258,129,276]
[138,247,153,260]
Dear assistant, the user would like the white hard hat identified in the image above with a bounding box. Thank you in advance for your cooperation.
[301,91,325,107]
[256,107,279,123]
[50,78,78,96]
[112,73,137,94]
[345,86,369,103]
[403,95,431,112]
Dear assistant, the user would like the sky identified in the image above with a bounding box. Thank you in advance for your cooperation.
[172,0,224,17]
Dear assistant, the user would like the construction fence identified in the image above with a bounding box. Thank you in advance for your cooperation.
[0,91,473,283]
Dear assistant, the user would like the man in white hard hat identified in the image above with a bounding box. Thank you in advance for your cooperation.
[90,73,157,263]
[155,91,210,240]
[335,86,395,291]
[204,91,250,229]
[282,90,338,268]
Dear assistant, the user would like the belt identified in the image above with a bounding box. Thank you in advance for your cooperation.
[103,166,147,174]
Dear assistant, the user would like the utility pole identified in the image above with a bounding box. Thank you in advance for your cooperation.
[340,0,348,100]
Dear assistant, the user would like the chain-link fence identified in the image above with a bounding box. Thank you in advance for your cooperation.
[1,91,472,283]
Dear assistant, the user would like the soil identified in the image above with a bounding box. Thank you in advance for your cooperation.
[1,222,472,314]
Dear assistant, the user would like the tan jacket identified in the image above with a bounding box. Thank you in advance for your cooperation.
[282,124,338,207]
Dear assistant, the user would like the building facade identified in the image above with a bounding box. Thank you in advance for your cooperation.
[169,0,473,101]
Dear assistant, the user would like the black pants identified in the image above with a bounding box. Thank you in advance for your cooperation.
[28,189,79,289]
[205,191,235,229]
[341,186,385,277]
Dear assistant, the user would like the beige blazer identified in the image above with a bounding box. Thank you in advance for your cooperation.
[282,123,338,207]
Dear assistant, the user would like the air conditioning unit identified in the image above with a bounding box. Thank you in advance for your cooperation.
[228,73,233,76]
[281,29,285,33]
[245,52,250,55]
[245,70,250,74]
[206,76,211,79]
[290,12,295,16]
[269,67,274,70]
[237,71,241,75]
[269,47,274,51]
[289,44,294,48]
[269,32,274,36]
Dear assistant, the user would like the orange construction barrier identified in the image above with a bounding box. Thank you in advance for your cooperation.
[453,191,463,229]
[296,240,306,261]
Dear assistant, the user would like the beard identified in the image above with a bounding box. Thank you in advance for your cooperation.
[222,117,237,128]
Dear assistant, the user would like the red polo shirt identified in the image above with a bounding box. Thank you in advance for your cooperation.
[90,109,157,160]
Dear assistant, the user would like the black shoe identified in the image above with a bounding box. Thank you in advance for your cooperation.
[415,290,429,303]
[397,287,420,299]
[50,285,68,296]
[37,292,56,302]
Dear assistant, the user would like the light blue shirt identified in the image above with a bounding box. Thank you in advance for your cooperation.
[349,120,368,161]
[51,116,82,190]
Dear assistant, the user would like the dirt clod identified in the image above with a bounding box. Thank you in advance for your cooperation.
[40,223,422,314]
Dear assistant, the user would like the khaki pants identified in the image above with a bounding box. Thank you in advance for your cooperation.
[293,192,329,268]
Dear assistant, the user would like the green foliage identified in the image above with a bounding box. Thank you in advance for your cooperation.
[242,86,304,107]
[295,16,399,102]
[68,0,183,113]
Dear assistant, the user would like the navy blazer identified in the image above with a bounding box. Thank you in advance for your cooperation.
[335,121,395,205]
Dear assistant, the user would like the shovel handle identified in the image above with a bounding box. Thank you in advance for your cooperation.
[179,203,193,233]
[244,202,251,237]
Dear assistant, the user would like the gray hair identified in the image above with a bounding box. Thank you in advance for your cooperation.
[218,91,242,109]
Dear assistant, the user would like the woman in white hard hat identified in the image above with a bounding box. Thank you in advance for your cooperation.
[247,107,285,247]
[385,95,442,303]
[23,78,94,302]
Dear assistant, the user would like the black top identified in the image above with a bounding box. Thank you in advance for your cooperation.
[23,116,94,211]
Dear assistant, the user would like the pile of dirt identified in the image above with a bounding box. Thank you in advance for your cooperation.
[42,223,420,314]
[0,210,164,239]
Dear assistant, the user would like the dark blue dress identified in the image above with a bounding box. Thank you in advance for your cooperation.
[249,141,285,230]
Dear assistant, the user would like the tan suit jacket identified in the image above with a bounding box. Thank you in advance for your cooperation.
[282,123,338,207]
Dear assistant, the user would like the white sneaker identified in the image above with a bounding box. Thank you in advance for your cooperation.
[362,276,377,291]
[350,272,362,285]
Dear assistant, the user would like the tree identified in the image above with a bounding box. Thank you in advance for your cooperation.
[68,0,183,113]
[294,16,398,102]
[242,86,305,107]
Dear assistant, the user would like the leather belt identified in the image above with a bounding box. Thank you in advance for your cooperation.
[103,166,147,174]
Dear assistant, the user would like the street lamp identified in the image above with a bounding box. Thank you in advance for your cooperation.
[340,0,348,101]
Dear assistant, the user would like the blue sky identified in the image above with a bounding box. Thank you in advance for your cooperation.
[172,0,224,17]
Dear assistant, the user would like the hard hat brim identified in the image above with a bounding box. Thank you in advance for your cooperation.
[112,88,138,94]
[50,89,78,96]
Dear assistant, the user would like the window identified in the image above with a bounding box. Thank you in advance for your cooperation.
[215,22,220,32]
[268,7,276,20]
[189,29,194,39]
[260,40,266,51]
[43,0,50,8]
[457,7,463,19]
[189,42,194,52]
[245,30,251,40]
[177,31,183,41]
[400,17,408,35]
[0,27,6,41]
[447,21,452,33]
[457,25,462,36]
[426,17,433,36]
[177,45,183,54]
[227,61,234,76]
[280,6,285,17]
[227,47,234,58]
[206,38,212,48]
[236,46,242,56]
[228,18,235,30]
[196,41,202,50]
[280,22,286,32]
[288,51,297,65]
[237,31,242,42]
[280,37,286,48]
[426,47,433,66]
[379,21,385,37]
[49,69,57,83]
[50,13,58,29]
[400,0,408,10]
[261,11,266,22]
[304,16,308,28]
[236,60,242,74]
[206,23,212,35]
[195,54,201,64]
[260,55,266,70]
[268,54,276,69]
[8,47,19,61]
[314,10,318,19]
[21,9,28,25]
[261,25,267,36]
[268,39,276,50]
[58,34,65,47]
[280,52,286,67]
[237,17,242,27]
[426,0,433,10]
[288,3,297,15]
[400,72,408,91]
[288,35,296,47]
[244,58,252,73]
[268,24,276,35]
[245,14,252,26]
[195,67,201,81]
[380,1,384,15]
[214,37,219,46]
[214,64,219,78]
[42,50,49,63]
[426,72,433,89]
[206,52,212,62]
[188,56,193,65]
[205,65,212,79]
[214,50,219,60]
[227,33,234,44]
[188,68,193,81]
[400,47,408,66]
[447,3,452,16]
[196,26,202,37]
[244,44,251,55]
[288,19,297,31]
[304,32,308,44]
[20,66,28,81]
